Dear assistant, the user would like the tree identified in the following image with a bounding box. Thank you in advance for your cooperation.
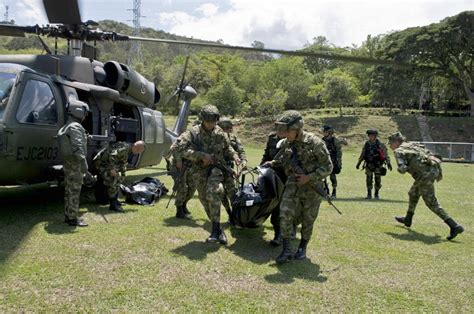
[244,87,287,119]
[206,78,244,116]
[382,11,474,115]
[320,69,360,116]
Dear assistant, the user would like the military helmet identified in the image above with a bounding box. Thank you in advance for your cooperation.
[217,117,233,129]
[388,131,406,143]
[199,105,220,122]
[366,128,378,136]
[274,110,304,132]
[322,125,334,133]
[67,99,89,120]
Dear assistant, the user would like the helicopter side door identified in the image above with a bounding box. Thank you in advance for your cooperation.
[136,107,165,168]
[3,71,64,184]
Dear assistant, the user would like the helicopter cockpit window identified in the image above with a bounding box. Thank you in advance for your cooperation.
[0,72,16,121]
[16,79,57,125]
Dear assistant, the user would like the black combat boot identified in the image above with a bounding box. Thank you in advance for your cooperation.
[176,205,191,219]
[65,217,88,227]
[109,195,124,212]
[270,224,282,247]
[276,238,292,264]
[366,189,372,199]
[374,189,380,199]
[207,222,227,244]
[294,238,309,260]
[395,211,414,227]
[445,218,464,240]
[331,188,337,199]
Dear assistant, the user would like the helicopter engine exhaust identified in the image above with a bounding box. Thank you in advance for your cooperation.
[103,61,160,107]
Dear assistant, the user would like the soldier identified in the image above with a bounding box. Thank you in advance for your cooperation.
[322,125,342,199]
[388,132,464,240]
[168,136,196,219]
[57,99,90,227]
[94,140,146,212]
[265,110,333,263]
[217,117,247,225]
[260,130,288,246]
[356,129,392,199]
[177,105,240,245]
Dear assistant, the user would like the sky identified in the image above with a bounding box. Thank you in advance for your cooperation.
[0,0,472,49]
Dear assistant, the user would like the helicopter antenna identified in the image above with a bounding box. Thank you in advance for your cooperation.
[127,0,144,65]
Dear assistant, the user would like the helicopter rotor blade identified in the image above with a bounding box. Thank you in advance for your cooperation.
[43,0,82,24]
[0,24,28,37]
[127,36,412,69]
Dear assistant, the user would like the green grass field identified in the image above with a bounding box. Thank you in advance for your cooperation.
[0,146,473,311]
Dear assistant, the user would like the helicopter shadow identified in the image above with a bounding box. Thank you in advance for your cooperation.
[0,184,76,267]
[264,258,328,284]
[385,225,445,245]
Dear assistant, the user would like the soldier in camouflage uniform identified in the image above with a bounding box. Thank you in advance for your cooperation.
[168,136,197,219]
[57,99,90,227]
[176,105,240,245]
[218,118,247,225]
[356,129,392,199]
[265,111,333,263]
[389,132,464,240]
[260,130,288,246]
[322,125,343,199]
[94,140,146,212]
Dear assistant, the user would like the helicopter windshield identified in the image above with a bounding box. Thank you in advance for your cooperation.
[0,72,16,121]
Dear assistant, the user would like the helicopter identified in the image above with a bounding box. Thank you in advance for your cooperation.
[0,0,408,191]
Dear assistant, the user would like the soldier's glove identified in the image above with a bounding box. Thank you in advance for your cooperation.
[356,161,361,170]
[261,161,272,168]
[387,162,392,171]
[83,172,97,187]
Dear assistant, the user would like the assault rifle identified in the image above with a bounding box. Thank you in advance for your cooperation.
[289,145,342,215]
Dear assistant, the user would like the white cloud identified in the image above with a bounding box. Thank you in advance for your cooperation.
[196,3,219,17]
[156,0,473,49]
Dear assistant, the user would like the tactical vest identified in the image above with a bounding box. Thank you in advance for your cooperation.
[57,121,85,159]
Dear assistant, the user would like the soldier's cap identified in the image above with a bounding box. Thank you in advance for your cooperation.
[366,128,378,135]
[322,125,334,132]
[274,110,304,132]
[199,104,220,122]
[388,131,406,143]
[217,117,233,129]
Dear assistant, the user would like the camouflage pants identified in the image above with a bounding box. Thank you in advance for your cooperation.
[280,180,322,240]
[365,167,382,190]
[222,174,237,214]
[408,172,450,221]
[175,170,197,207]
[196,167,225,223]
[63,159,84,220]
[101,170,124,198]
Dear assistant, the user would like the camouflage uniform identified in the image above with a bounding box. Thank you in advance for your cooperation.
[357,129,391,199]
[176,105,238,244]
[57,99,90,226]
[94,141,131,198]
[168,138,197,218]
[322,126,343,197]
[390,131,464,240]
[270,111,333,263]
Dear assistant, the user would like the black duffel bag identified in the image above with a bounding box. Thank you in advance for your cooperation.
[120,177,168,205]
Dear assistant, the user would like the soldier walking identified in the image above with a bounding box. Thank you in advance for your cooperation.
[57,99,90,227]
[94,140,146,212]
[218,118,247,225]
[176,105,240,245]
[322,125,342,199]
[388,132,464,240]
[356,129,392,199]
[265,111,333,263]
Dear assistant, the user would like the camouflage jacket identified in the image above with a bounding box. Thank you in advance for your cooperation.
[177,124,237,170]
[394,142,442,180]
[260,131,282,165]
[57,118,88,173]
[224,132,247,167]
[94,141,131,174]
[322,135,342,165]
[358,139,390,166]
[271,131,333,183]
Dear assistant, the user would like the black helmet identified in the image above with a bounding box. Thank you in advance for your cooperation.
[366,129,378,136]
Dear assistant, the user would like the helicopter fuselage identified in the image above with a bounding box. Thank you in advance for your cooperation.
[0,55,177,186]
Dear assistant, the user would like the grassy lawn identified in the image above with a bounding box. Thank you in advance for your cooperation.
[0,146,473,311]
